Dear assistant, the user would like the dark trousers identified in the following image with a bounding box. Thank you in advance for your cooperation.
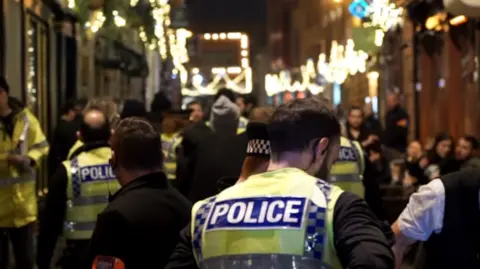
[0,223,35,269]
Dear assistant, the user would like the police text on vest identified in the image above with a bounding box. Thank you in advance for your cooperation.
[80,164,116,182]
[338,146,356,162]
[205,197,306,231]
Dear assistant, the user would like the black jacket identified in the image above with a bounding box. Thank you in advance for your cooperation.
[383,105,409,153]
[165,192,394,269]
[86,172,192,269]
[178,132,247,203]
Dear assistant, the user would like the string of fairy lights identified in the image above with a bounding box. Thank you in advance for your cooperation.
[66,0,190,71]
[26,27,37,107]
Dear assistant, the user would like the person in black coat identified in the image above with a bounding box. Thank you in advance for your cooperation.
[86,117,191,269]
[383,92,409,153]
[178,90,247,203]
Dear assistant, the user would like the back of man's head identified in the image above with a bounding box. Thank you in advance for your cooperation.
[267,97,341,160]
[112,117,162,171]
[84,98,120,128]
[79,108,111,143]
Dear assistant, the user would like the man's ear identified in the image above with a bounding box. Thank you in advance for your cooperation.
[316,137,329,157]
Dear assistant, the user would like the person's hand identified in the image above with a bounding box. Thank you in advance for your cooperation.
[362,134,379,147]
[7,154,27,166]
[419,156,429,168]
[369,150,381,163]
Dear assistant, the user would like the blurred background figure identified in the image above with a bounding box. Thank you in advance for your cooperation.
[363,102,382,136]
[179,90,247,203]
[120,99,147,119]
[235,94,257,118]
[48,99,86,176]
[383,91,409,153]
[345,105,379,149]
[423,132,455,179]
[452,135,480,170]
[186,101,204,123]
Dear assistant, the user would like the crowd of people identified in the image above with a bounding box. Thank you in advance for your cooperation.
[1,72,480,269]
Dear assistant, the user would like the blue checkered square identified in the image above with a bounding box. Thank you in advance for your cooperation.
[192,196,217,263]
[70,158,81,198]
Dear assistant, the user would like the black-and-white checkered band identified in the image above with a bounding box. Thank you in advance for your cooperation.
[246,139,271,156]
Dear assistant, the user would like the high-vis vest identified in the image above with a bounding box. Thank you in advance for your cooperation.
[191,167,344,269]
[63,147,120,240]
[206,116,249,135]
[330,137,365,198]
[67,140,84,160]
[0,108,49,227]
[161,132,182,180]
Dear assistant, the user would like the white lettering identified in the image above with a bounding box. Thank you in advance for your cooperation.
[266,200,284,222]
[258,201,268,223]
[284,200,302,223]
[98,167,105,179]
[244,202,257,223]
[227,203,246,224]
[210,204,229,224]
[81,168,90,179]
[90,167,98,179]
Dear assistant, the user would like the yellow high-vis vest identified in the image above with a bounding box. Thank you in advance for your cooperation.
[205,116,249,135]
[0,108,49,227]
[330,137,365,198]
[161,132,182,180]
[191,167,344,269]
[63,147,120,240]
[67,140,84,160]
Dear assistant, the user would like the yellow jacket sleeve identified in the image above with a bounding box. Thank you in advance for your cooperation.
[25,110,49,166]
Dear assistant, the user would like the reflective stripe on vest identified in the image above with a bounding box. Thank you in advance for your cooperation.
[162,134,182,180]
[192,179,334,269]
[64,153,119,240]
[0,174,35,187]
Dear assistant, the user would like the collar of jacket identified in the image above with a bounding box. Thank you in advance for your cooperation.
[69,141,110,160]
[109,171,169,202]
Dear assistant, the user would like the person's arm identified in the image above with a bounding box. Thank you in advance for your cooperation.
[165,224,199,269]
[86,210,129,267]
[26,112,49,166]
[37,165,68,269]
[390,179,445,268]
[362,155,385,221]
[333,192,395,269]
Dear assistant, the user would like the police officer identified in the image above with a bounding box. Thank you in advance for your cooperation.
[0,77,49,269]
[161,112,184,182]
[166,98,394,269]
[392,169,480,269]
[37,108,119,269]
[330,137,365,196]
[67,98,119,160]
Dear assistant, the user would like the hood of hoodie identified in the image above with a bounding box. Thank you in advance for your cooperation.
[209,95,239,134]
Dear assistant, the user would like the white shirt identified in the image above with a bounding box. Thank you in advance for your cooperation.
[398,178,480,241]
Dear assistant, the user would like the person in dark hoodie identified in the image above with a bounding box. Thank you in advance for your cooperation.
[178,89,247,202]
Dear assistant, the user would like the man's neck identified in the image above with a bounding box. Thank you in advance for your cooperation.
[118,169,158,186]
[0,106,12,117]
[267,154,306,172]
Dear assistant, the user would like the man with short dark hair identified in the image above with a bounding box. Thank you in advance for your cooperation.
[37,108,119,269]
[87,117,191,268]
[187,101,204,123]
[454,135,480,170]
[167,97,394,269]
